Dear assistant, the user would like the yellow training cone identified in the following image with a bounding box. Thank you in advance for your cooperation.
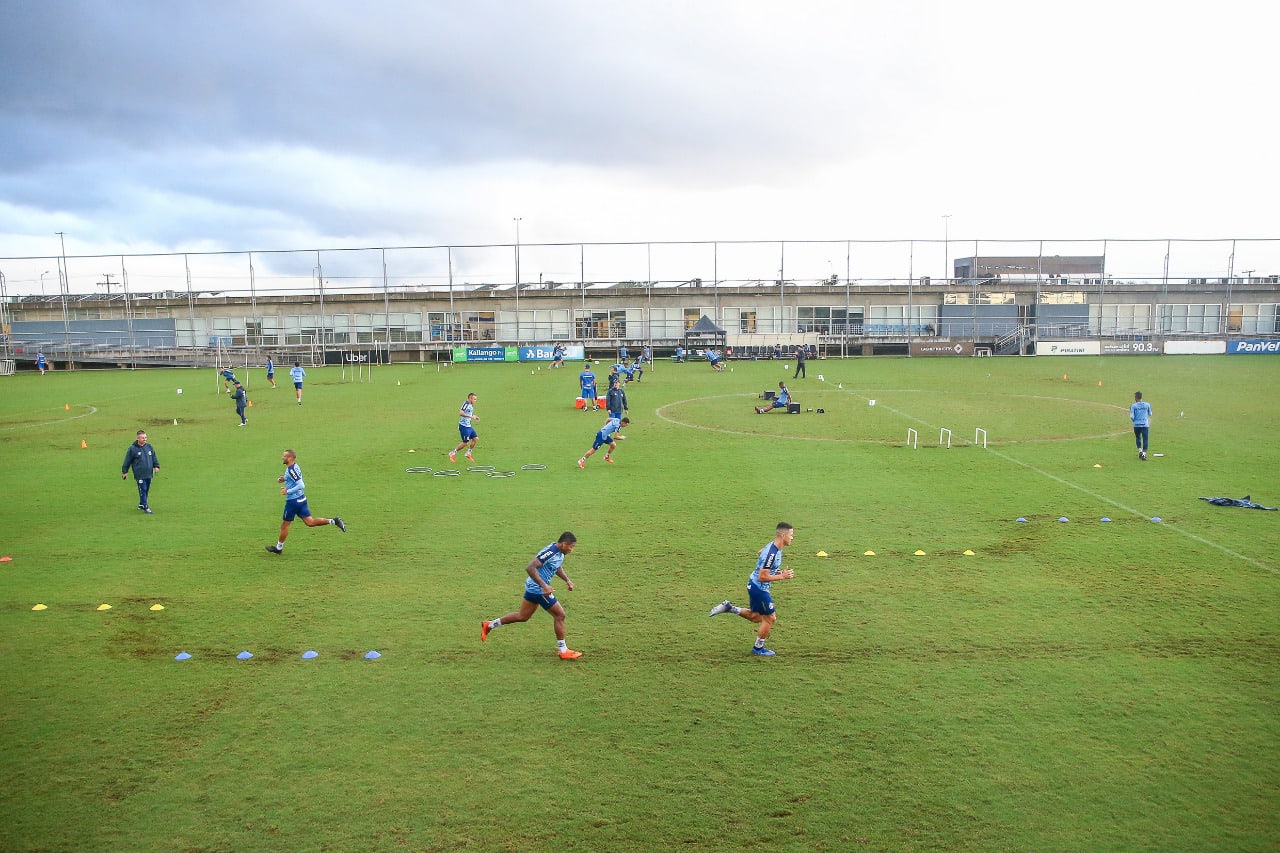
[863,550,876,556]
[149,604,165,611]
[65,403,71,411]
[32,604,48,611]
[247,400,253,407]
[914,550,926,556]
[816,550,828,557]
[96,603,112,611]
[80,439,88,448]
[963,549,975,556]
[1093,464,1102,468]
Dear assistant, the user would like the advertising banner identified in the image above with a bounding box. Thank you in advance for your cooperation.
[1227,339,1280,354]
[1035,341,1101,356]
[452,346,518,362]
[909,341,974,357]
[324,349,388,365]
[1164,340,1226,355]
[519,344,586,362]
[1100,340,1161,355]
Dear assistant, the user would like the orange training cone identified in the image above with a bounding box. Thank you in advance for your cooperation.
[80,439,87,448]
[1062,374,1068,381]
[65,404,70,410]
[1098,380,1103,386]
[247,400,253,407]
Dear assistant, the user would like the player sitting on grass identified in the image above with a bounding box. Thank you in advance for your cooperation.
[755,381,790,414]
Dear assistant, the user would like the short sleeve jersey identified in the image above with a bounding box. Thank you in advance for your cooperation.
[524,542,566,594]
[459,400,475,428]
[580,369,596,392]
[749,542,784,591]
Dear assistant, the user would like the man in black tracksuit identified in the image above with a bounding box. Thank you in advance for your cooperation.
[606,379,629,422]
[121,430,160,513]
[233,382,248,426]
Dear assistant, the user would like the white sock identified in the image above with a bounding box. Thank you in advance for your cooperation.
[489,619,501,630]
[731,605,742,615]
[276,541,284,549]
[557,640,567,651]
[754,638,765,648]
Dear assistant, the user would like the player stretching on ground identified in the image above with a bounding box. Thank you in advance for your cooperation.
[708,522,796,656]
[755,381,790,413]
[481,532,582,660]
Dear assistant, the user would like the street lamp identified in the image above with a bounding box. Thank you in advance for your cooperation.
[40,271,50,295]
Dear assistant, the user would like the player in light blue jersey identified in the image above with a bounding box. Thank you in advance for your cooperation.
[578,416,630,468]
[449,392,479,463]
[289,363,306,405]
[1130,391,1152,460]
[579,362,598,411]
[480,532,582,659]
[755,381,791,413]
[266,355,276,389]
[265,449,346,554]
[708,522,796,656]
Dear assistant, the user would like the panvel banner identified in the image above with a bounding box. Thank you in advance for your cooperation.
[520,345,586,362]
[1227,339,1280,354]
[452,347,519,362]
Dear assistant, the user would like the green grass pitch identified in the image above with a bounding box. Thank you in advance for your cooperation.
[1,355,1277,852]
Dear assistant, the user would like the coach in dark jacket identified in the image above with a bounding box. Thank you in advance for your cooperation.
[121,429,160,513]
[233,382,248,426]
[606,380,629,421]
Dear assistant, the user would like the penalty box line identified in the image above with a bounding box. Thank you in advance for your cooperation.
[986,446,1276,577]
[819,378,1275,575]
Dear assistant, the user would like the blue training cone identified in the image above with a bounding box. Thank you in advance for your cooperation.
[364,650,382,660]
[301,650,319,659]
[236,650,253,660]
[1016,517,1027,523]
[1058,517,1069,523]
[174,652,192,661]
[1151,517,1162,523]
[1101,517,1112,523]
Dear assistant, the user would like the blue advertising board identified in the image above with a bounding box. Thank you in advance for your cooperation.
[1227,339,1280,354]
[519,344,586,362]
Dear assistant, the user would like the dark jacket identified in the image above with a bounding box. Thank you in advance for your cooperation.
[233,386,247,409]
[606,385,628,415]
[122,442,159,480]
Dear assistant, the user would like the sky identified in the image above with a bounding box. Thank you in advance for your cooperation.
[1,0,1278,292]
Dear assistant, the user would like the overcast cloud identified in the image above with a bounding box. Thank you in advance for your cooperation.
[1,0,1277,288]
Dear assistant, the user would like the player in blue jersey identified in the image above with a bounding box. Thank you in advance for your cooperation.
[578,416,630,468]
[755,381,790,413]
[266,355,276,389]
[449,392,479,463]
[36,351,47,375]
[708,522,796,656]
[1130,390,1152,461]
[220,367,238,393]
[480,532,582,659]
[289,363,306,405]
[265,449,346,554]
[579,362,598,411]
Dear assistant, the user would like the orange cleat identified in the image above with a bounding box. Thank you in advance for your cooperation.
[481,620,491,642]
[557,648,582,660]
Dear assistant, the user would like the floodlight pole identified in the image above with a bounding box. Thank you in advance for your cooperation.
[513,217,522,345]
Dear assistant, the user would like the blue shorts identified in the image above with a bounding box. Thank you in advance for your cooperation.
[283,498,312,522]
[293,381,303,390]
[267,371,274,378]
[459,425,478,442]
[592,430,614,451]
[582,387,596,399]
[524,590,558,610]
[747,582,775,616]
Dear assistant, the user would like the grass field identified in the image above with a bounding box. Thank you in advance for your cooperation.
[1,354,1277,852]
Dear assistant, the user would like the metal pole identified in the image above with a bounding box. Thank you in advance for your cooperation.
[907,240,914,350]
[122,255,135,369]
[779,241,785,336]
[381,247,391,366]
[513,217,522,345]
[942,214,951,284]
[56,232,72,368]
[316,250,327,363]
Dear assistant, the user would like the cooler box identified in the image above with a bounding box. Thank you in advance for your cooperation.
[787,402,801,414]
[597,396,607,408]
[575,397,585,409]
